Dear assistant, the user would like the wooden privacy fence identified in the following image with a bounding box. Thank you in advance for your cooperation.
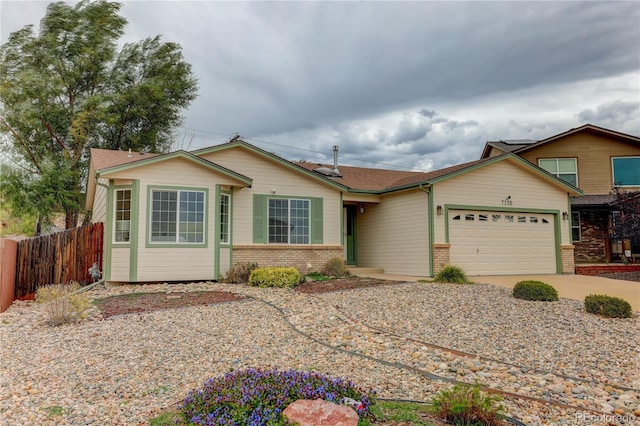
[14,222,104,299]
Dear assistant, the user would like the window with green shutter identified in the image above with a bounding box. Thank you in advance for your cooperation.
[253,195,322,244]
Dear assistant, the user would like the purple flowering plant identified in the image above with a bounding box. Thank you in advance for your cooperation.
[181,368,376,425]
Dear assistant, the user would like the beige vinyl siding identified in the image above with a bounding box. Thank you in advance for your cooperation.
[432,159,571,245]
[357,189,429,275]
[136,248,214,281]
[199,147,342,245]
[106,157,239,282]
[110,247,131,281]
[219,247,231,278]
[518,133,640,194]
[91,178,109,223]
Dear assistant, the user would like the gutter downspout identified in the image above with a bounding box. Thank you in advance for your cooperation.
[419,184,434,277]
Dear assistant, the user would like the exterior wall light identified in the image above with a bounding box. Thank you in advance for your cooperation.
[562,211,569,220]
[359,203,365,214]
[436,205,443,215]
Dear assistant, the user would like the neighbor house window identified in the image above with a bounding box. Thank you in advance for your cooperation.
[268,198,310,244]
[151,190,205,243]
[612,157,640,187]
[114,189,131,243]
[571,212,581,242]
[539,158,578,187]
[220,193,230,244]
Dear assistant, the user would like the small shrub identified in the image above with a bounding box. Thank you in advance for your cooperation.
[248,267,301,288]
[512,280,558,301]
[584,294,632,318]
[224,262,258,284]
[434,265,470,284]
[429,383,506,426]
[321,257,350,277]
[181,368,376,425]
[36,283,90,325]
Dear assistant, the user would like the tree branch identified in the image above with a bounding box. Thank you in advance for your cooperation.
[0,115,42,172]
[39,117,66,150]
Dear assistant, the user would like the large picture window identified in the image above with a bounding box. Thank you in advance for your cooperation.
[114,189,131,243]
[539,158,578,187]
[268,198,310,244]
[220,193,230,244]
[151,190,205,243]
[612,157,640,187]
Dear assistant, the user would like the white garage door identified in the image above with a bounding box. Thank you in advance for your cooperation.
[449,210,556,275]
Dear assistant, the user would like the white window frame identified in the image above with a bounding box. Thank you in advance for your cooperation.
[114,189,131,243]
[612,156,640,187]
[150,189,205,244]
[268,198,310,244]
[571,212,581,242]
[220,193,230,244]
[538,158,578,187]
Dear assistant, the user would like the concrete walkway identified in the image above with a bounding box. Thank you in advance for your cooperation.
[359,272,640,311]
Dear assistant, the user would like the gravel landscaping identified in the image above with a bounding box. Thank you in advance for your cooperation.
[1,279,638,426]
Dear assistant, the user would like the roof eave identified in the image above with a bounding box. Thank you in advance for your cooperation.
[96,150,253,187]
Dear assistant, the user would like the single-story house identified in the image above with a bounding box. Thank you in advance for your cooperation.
[85,138,581,283]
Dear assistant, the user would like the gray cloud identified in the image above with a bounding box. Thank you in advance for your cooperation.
[2,1,639,171]
[577,101,640,135]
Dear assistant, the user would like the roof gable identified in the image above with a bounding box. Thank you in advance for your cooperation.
[192,140,350,191]
[427,153,582,196]
[92,149,252,185]
[513,124,640,155]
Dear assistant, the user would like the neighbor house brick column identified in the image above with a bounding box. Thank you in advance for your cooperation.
[561,244,575,275]
[432,243,450,276]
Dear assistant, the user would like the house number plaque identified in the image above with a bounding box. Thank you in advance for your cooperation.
[501,196,512,206]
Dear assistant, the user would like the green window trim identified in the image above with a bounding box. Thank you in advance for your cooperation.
[145,185,209,248]
[253,194,323,244]
[219,192,231,245]
[113,188,132,243]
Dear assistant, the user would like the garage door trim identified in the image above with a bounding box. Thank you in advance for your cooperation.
[443,204,562,274]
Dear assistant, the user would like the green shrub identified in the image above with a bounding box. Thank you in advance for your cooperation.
[321,257,350,277]
[512,280,558,301]
[248,267,301,288]
[434,265,470,284]
[584,294,632,318]
[224,262,258,284]
[36,283,90,325]
[429,383,506,426]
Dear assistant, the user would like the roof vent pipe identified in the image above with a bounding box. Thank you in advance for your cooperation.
[333,145,339,174]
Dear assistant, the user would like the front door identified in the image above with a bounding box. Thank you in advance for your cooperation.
[344,206,357,265]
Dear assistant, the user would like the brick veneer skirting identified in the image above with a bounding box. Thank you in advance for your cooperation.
[232,245,344,274]
[560,245,575,275]
[432,243,451,276]
[575,264,640,275]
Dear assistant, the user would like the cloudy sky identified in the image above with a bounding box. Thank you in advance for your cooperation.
[2,1,639,171]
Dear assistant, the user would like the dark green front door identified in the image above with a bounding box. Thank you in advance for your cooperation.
[345,205,357,265]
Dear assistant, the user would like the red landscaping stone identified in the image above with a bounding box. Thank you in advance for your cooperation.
[283,399,359,426]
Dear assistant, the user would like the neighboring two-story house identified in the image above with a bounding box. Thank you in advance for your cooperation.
[481,124,640,264]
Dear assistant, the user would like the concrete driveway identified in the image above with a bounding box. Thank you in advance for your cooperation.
[471,274,640,312]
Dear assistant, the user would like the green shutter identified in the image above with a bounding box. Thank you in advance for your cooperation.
[253,194,266,243]
[311,197,323,244]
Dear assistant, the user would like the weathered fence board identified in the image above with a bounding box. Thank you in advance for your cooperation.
[14,222,103,299]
